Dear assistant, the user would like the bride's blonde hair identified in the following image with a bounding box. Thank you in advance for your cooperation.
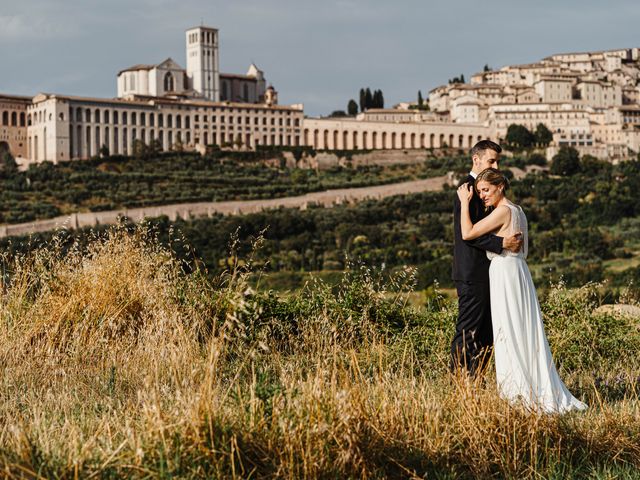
[474,168,509,193]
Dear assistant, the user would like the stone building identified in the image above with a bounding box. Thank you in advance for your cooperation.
[6,39,640,163]
[429,47,640,159]
[0,95,29,159]
[302,117,490,150]
[25,93,303,162]
[2,25,294,163]
[220,64,267,103]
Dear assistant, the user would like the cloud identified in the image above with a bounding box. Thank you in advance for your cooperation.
[0,14,82,41]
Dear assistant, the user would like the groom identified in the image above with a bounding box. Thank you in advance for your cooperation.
[450,140,522,376]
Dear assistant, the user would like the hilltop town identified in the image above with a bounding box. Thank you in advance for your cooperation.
[1,26,639,163]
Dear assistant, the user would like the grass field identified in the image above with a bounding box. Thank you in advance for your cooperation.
[0,228,639,478]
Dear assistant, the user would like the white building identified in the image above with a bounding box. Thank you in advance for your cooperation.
[4,25,299,163]
[25,94,303,163]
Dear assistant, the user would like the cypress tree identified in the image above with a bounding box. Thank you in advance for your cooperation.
[347,99,358,116]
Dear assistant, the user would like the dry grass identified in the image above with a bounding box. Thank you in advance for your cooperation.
[0,228,638,478]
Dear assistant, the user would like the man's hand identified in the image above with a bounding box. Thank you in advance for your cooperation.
[502,232,523,253]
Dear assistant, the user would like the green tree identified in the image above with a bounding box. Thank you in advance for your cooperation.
[418,90,424,107]
[372,90,381,108]
[365,87,373,110]
[329,110,347,118]
[505,124,535,149]
[148,139,163,156]
[550,146,581,176]
[0,148,18,178]
[528,153,547,166]
[534,123,553,146]
[132,139,150,159]
[359,88,366,113]
[99,144,110,158]
[347,100,358,116]
[484,64,491,72]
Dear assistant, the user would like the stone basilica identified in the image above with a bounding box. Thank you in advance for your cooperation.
[0,26,299,163]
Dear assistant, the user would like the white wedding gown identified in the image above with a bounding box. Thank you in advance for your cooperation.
[488,202,587,414]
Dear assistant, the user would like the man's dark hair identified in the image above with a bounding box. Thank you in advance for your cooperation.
[470,139,502,158]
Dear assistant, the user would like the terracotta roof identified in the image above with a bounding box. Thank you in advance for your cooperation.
[186,25,218,32]
[0,93,32,102]
[536,76,574,82]
[117,64,155,75]
[543,48,632,60]
[220,73,258,81]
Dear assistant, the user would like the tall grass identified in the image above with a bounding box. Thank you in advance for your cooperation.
[0,228,639,478]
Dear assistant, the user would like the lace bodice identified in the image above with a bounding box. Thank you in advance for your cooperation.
[487,202,528,260]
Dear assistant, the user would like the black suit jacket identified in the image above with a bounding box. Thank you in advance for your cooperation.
[452,174,504,283]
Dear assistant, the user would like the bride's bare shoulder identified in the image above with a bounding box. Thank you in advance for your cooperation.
[493,204,511,216]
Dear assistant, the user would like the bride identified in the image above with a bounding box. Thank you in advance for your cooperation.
[457,168,587,414]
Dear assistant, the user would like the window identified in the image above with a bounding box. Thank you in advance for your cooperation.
[164,72,175,92]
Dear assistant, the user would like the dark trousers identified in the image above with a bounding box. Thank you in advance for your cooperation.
[450,281,493,376]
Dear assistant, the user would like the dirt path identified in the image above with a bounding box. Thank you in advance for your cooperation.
[0,174,454,238]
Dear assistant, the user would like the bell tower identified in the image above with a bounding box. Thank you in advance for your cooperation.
[186,26,220,101]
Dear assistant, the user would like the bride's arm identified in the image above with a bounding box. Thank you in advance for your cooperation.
[456,184,510,240]
[461,205,509,240]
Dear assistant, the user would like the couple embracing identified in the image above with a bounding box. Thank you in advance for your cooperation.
[450,140,586,414]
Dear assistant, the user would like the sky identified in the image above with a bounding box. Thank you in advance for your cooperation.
[1,0,639,116]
